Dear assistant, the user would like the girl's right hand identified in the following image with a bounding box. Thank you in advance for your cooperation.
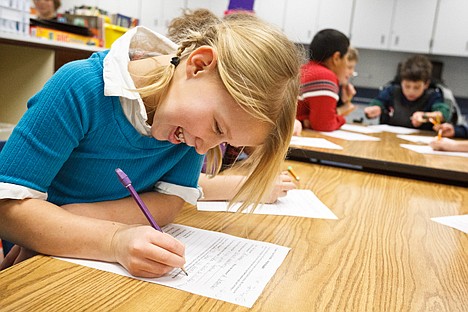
[110,225,186,278]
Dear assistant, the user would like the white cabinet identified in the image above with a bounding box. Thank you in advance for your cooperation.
[432,0,468,57]
[316,0,354,37]
[351,0,396,50]
[283,0,319,44]
[283,0,354,44]
[389,0,438,53]
[186,0,229,18]
[253,0,286,30]
[139,0,185,35]
[351,0,437,53]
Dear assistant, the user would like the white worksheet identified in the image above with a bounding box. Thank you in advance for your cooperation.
[56,224,290,308]
[431,214,468,234]
[290,136,343,150]
[397,134,435,144]
[340,124,383,134]
[368,124,419,134]
[320,130,381,141]
[197,189,338,220]
[400,144,468,158]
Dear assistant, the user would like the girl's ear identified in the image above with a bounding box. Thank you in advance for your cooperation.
[186,46,218,77]
[331,51,343,65]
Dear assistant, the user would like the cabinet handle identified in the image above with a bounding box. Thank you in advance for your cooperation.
[394,36,399,46]
[308,30,311,40]
[466,42,468,51]
[380,35,385,44]
[154,19,158,26]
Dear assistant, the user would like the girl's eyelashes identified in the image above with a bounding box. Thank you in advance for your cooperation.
[215,121,224,136]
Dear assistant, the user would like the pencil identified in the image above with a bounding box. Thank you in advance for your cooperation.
[287,166,300,182]
[115,168,188,276]
[437,129,442,141]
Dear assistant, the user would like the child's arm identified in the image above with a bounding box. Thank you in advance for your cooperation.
[199,172,296,203]
[430,138,468,152]
[0,195,186,277]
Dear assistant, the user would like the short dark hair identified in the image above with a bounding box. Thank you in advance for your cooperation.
[399,55,432,82]
[309,29,349,63]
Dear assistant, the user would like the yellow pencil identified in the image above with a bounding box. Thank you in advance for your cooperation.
[287,166,300,182]
[437,129,442,141]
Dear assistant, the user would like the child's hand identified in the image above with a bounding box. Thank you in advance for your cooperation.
[364,106,381,119]
[0,245,37,270]
[410,111,426,127]
[433,123,455,138]
[430,137,458,152]
[293,119,302,136]
[263,172,297,204]
[111,225,186,278]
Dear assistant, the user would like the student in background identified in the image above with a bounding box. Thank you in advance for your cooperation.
[430,123,468,152]
[33,0,61,20]
[364,55,451,130]
[296,29,350,132]
[0,13,302,276]
[167,9,298,203]
[337,46,359,117]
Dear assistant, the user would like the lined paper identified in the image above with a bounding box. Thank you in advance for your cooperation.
[431,215,468,234]
[400,144,468,158]
[56,224,290,308]
[320,130,381,141]
[290,136,343,150]
[198,189,338,220]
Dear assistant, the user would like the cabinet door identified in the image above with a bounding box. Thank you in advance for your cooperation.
[389,0,437,53]
[283,0,320,44]
[350,0,395,50]
[253,0,286,30]
[186,0,229,17]
[316,0,354,37]
[139,0,163,33]
[432,0,468,57]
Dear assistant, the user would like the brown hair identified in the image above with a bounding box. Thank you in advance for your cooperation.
[400,55,432,82]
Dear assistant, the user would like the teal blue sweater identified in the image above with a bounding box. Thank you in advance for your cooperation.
[0,51,203,205]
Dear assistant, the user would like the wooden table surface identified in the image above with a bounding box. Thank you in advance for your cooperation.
[288,129,468,185]
[0,160,467,311]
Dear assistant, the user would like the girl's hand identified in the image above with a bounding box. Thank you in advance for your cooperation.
[263,172,297,204]
[364,106,381,119]
[0,245,38,270]
[110,225,186,278]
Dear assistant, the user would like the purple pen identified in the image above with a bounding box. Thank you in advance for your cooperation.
[115,168,162,231]
[115,168,188,276]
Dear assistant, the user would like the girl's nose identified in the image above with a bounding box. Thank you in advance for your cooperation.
[195,136,222,155]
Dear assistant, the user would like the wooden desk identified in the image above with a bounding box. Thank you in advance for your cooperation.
[288,129,468,185]
[0,160,466,311]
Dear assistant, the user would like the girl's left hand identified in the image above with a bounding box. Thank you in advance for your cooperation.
[0,245,38,270]
[263,172,297,204]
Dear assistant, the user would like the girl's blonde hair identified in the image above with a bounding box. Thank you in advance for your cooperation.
[139,11,304,211]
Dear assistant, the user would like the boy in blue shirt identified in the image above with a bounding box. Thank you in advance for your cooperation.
[364,55,451,130]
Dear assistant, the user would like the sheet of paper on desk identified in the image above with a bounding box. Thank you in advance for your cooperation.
[56,224,290,308]
[340,123,383,134]
[397,134,434,144]
[400,144,468,158]
[320,130,381,141]
[431,214,468,234]
[368,124,419,134]
[197,189,338,220]
[290,136,343,150]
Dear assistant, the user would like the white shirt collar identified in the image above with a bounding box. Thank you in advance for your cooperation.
[102,26,178,135]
